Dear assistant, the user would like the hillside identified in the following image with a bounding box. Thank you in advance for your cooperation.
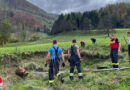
[0,0,55,33]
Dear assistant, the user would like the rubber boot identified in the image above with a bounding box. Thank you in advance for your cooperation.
[58,75,64,83]
[70,76,74,81]
[78,76,83,79]
[113,65,119,68]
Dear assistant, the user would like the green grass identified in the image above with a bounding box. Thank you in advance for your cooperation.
[0,28,130,55]
[2,55,130,90]
[1,28,130,90]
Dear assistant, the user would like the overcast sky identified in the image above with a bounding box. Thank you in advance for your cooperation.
[28,0,130,14]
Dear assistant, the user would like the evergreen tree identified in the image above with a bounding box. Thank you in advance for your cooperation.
[0,21,11,45]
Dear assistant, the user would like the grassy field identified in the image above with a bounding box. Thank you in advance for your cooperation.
[2,53,130,90]
[0,28,130,55]
[0,29,130,90]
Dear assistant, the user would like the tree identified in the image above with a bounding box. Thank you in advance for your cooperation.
[111,13,122,28]
[21,23,26,41]
[13,11,42,28]
[87,10,99,28]
[51,3,130,35]
[43,25,51,35]
[76,12,82,28]
[0,21,11,45]
[98,15,113,37]
[66,13,77,31]
[123,14,130,28]
[51,14,66,34]
[80,12,92,31]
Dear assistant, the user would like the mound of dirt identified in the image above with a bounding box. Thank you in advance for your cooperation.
[21,51,48,58]
[80,51,124,59]
[1,54,18,63]
[15,68,28,78]
[22,62,44,71]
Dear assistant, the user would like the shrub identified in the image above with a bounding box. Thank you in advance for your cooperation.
[8,36,19,43]
[29,34,40,41]
[0,34,3,45]
[0,21,11,45]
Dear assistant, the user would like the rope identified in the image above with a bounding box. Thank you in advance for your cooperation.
[26,67,130,74]
[83,67,130,72]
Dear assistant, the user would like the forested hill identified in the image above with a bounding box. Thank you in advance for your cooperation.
[52,3,130,34]
[0,0,55,33]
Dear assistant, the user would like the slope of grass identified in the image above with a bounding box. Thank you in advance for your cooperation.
[0,29,130,90]
[0,29,129,55]
[2,54,130,90]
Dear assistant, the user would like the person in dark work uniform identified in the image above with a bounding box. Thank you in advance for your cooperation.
[68,40,83,80]
[46,40,65,84]
[109,35,121,68]
[127,32,130,58]
[91,38,96,47]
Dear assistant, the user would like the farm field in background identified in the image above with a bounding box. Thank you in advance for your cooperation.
[0,28,130,55]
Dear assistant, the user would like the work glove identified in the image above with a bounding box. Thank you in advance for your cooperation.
[44,63,47,67]
[62,62,65,67]
[79,58,81,63]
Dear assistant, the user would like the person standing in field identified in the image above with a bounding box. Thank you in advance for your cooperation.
[80,40,86,48]
[68,39,83,80]
[127,32,130,58]
[91,38,96,47]
[45,40,65,84]
[109,35,121,68]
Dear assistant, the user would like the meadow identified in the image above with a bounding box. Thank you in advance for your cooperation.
[0,28,130,90]
[0,28,130,55]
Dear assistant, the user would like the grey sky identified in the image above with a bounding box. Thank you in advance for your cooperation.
[28,0,130,14]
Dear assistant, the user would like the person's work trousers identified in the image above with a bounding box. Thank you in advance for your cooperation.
[110,48,119,68]
[70,55,83,77]
[128,45,130,58]
[49,60,60,83]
